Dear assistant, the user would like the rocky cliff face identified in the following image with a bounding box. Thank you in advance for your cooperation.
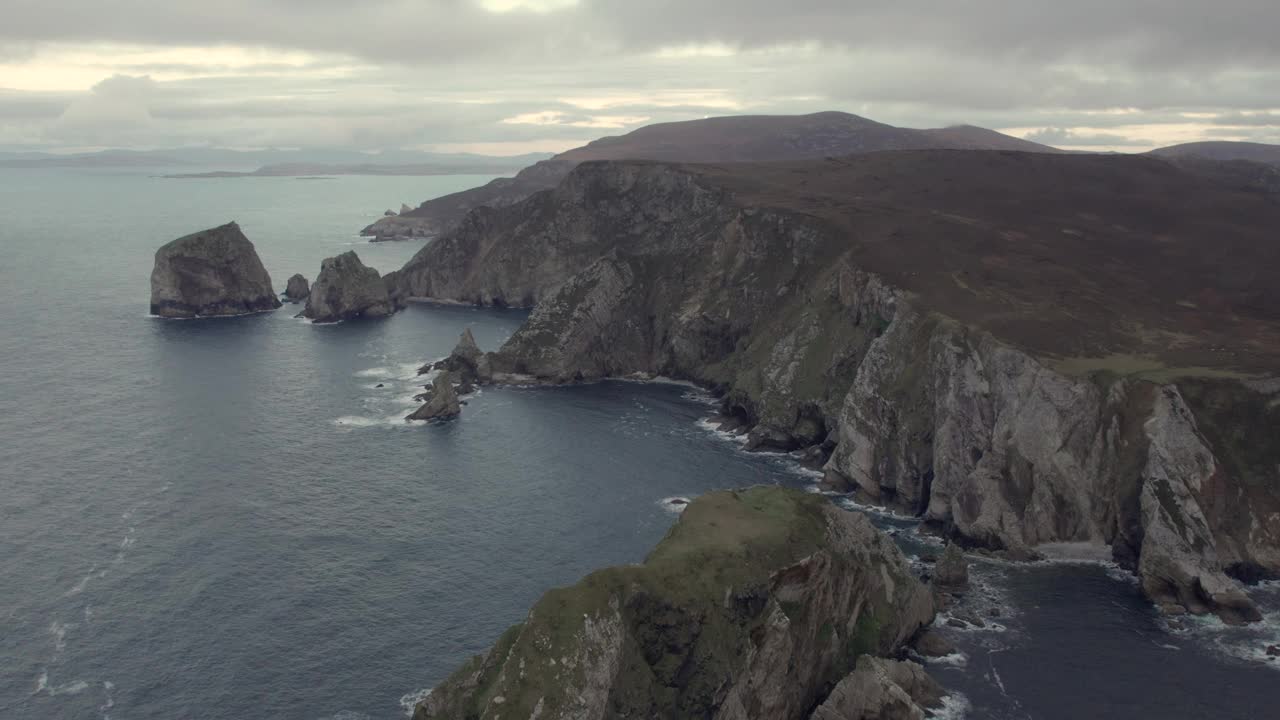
[302,251,403,323]
[394,157,1280,622]
[414,487,934,720]
[149,222,282,318]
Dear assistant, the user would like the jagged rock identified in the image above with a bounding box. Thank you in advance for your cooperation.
[809,657,945,720]
[400,203,414,215]
[421,329,492,386]
[414,487,935,720]
[283,273,310,303]
[1266,644,1279,657]
[407,373,460,421]
[149,222,281,318]
[933,543,969,590]
[912,629,956,658]
[384,208,397,216]
[303,251,403,323]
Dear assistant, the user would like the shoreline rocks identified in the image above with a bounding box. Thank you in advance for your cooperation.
[149,222,281,318]
[302,251,403,323]
[933,543,969,590]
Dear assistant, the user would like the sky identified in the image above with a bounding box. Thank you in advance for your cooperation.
[2,0,1278,155]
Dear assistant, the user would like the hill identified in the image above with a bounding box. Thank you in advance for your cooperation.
[363,112,1063,239]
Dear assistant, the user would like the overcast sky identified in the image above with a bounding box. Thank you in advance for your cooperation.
[2,0,1278,154]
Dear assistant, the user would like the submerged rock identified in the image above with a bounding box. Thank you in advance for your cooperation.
[149,222,281,318]
[809,656,945,720]
[283,273,310,303]
[414,487,934,720]
[407,372,461,421]
[933,543,969,590]
[303,251,403,323]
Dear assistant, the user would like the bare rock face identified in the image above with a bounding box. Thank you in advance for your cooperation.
[149,222,281,318]
[933,543,969,590]
[303,251,402,323]
[400,203,414,215]
[283,274,310,303]
[388,158,1280,622]
[809,657,945,720]
[414,487,934,720]
[407,372,461,421]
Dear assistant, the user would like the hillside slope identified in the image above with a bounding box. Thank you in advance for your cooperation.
[362,112,1062,239]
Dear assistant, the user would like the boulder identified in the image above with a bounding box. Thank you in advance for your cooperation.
[283,273,310,303]
[911,629,956,658]
[149,222,281,318]
[414,488,935,720]
[1266,644,1279,657]
[933,543,969,590]
[384,208,397,216]
[303,251,403,323]
[809,657,945,720]
[407,373,461,421]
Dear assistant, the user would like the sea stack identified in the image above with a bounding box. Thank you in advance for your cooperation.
[283,274,310,303]
[149,222,281,318]
[407,372,461,421]
[302,251,402,323]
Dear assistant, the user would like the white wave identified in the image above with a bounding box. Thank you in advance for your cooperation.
[332,415,413,428]
[658,496,692,514]
[38,677,91,697]
[924,650,969,668]
[834,496,919,522]
[694,417,749,445]
[399,688,433,716]
[64,564,98,597]
[928,692,971,719]
[50,620,74,653]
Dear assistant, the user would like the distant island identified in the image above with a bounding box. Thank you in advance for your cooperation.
[162,161,534,179]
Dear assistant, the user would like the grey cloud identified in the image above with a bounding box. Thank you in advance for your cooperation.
[1023,127,1152,147]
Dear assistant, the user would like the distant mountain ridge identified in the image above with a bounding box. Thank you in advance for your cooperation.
[0,148,552,171]
[1150,141,1280,166]
[362,111,1065,239]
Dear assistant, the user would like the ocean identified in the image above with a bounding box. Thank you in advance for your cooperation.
[0,167,1275,720]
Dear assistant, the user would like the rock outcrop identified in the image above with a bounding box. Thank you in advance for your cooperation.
[420,329,492,389]
[413,487,934,720]
[809,657,945,720]
[149,222,281,318]
[933,544,969,590]
[393,153,1280,622]
[283,273,310,303]
[302,251,403,323]
[407,372,461,421]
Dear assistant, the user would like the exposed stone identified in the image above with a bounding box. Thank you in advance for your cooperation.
[283,273,310,303]
[149,222,281,318]
[810,657,944,720]
[407,372,461,421]
[401,203,414,215]
[933,543,969,590]
[303,251,403,323]
[413,487,935,720]
[912,629,956,658]
[1266,644,1279,657]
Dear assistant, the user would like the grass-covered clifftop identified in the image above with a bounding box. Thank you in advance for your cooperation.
[414,487,934,720]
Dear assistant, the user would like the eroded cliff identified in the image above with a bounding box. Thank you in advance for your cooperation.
[395,153,1280,622]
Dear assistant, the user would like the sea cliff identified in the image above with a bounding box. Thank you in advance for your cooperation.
[393,153,1280,622]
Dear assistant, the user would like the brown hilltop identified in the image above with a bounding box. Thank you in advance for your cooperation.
[363,111,1061,239]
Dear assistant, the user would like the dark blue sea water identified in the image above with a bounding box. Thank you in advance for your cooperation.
[0,167,1276,720]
